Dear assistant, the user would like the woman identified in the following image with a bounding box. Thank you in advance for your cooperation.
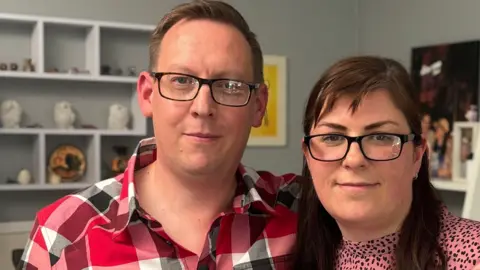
[294,56,480,269]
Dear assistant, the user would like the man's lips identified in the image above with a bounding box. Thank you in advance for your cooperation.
[184,133,221,139]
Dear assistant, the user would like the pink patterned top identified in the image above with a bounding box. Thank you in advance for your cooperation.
[336,207,480,269]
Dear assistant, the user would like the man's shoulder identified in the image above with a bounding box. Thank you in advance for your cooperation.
[35,176,124,235]
[242,166,303,192]
[241,165,304,211]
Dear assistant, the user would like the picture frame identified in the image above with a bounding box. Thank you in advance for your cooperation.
[452,122,480,182]
[247,55,287,147]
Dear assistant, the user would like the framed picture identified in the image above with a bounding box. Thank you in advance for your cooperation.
[452,122,480,182]
[247,55,287,147]
[411,40,480,133]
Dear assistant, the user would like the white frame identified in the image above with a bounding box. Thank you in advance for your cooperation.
[247,55,287,147]
[452,121,480,182]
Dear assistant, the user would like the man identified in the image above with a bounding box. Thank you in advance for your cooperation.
[18,1,301,269]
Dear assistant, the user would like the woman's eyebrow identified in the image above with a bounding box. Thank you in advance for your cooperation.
[316,120,399,131]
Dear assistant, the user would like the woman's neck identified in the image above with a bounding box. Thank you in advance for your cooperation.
[337,203,411,242]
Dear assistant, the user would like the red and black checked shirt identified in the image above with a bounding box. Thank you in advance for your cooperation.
[18,137,301,270]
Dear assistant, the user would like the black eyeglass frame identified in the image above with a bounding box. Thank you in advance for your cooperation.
[149,72,261,107]
[303,132,422,162]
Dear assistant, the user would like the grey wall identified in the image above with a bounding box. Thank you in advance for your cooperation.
[358,0,480,69]
[0,0,359,222]
[357,0,480,216]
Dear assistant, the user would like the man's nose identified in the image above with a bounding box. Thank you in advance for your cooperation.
[189,84,217,117]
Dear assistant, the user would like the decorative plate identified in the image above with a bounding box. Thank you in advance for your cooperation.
[48,144,86,182]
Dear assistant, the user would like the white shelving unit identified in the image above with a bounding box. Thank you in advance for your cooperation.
[430,127,480,221]
[0,13,155,192]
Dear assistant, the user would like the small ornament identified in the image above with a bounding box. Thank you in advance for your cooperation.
[68,67,79,74]
[111,145,129,175]
[54,101,76,129]
[127,66,137,76]
[108,103,130,130]
[17,169,32,185]
[1,100,22,128]
[9,63,18,71]
[101,65,111,75]
[48,172,62,185]
[465,104,478,122]
[0,63,7,71]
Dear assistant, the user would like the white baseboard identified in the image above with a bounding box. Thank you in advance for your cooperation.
[0,221,33,234]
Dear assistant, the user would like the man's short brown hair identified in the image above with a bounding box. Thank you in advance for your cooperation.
[149,0,264,82]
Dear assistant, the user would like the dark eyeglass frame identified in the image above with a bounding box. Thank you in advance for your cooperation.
[149,72,261,107]
[303,132,421,162]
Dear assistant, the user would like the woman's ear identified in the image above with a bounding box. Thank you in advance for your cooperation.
[413,137,427,173]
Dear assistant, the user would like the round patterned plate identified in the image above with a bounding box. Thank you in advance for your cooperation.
[48,144,86,182]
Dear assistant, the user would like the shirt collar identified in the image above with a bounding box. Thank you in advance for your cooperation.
[112,137,279,238]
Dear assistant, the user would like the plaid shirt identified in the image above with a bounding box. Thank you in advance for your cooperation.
[19,137,301,270]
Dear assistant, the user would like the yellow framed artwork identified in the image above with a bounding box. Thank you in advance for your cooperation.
[248,55,287,146]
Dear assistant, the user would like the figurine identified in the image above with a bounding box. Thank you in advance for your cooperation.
[465,104,478,122]
[54,101,76,129]
[0,63,7,70]
[22,58,35,72]
[1,100,22,128]
[17,169,32,185]
[127,66,137,76]
[108,103,130,130]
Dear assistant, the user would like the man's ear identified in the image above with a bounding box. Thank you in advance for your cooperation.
[252,83,269,128]
[137,71,154,117]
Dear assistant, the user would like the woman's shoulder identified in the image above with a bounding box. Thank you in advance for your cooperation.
[439,208,480,267]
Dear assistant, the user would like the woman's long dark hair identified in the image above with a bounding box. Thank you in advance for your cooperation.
[294,56,446,269]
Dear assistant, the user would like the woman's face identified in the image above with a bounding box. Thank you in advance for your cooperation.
[303,90,425,236]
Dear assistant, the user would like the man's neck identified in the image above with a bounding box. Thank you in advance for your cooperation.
[158,160,237,216]
[137,159,238,226]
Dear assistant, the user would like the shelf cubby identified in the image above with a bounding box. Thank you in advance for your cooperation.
[45,134,98,185]
[0,134,41,185]
[99,26,151,79]
[0,16,41,74]
[0,78,144,133]
[44,22,97,75]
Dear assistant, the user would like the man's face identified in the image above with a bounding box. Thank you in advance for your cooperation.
[137,19,267,177]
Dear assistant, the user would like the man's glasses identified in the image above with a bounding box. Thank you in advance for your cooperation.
[150,72,260,107]
[303,133,420,162]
